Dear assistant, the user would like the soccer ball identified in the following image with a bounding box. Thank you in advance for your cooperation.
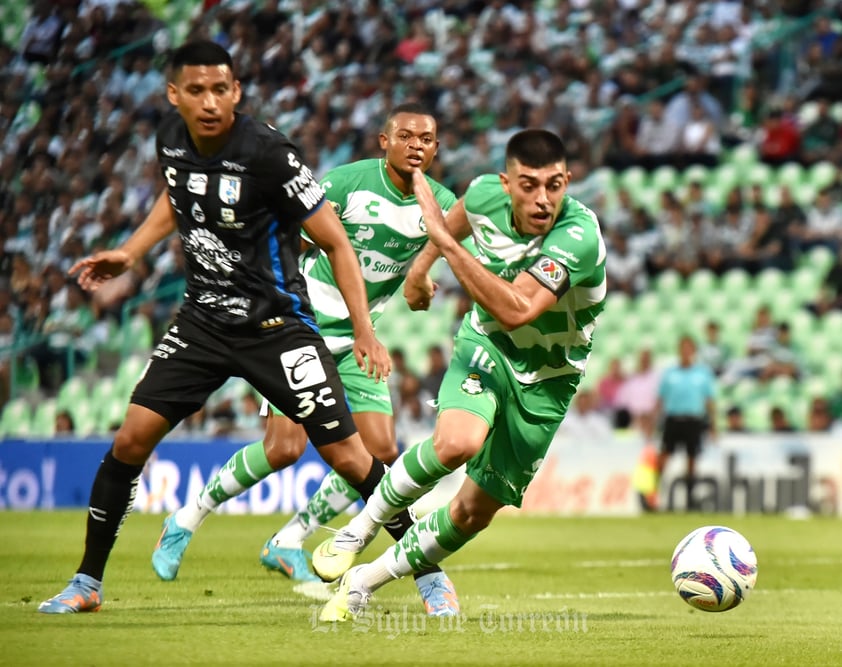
[670,525,758,612]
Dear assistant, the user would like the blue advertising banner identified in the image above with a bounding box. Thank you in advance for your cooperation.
[0,439,331,512]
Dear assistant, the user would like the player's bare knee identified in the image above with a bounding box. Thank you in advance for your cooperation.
[433,432,479,469]
[111,428,155,465]
[367,438,399,465]
[449,496,495,535]
[263,431,306,469]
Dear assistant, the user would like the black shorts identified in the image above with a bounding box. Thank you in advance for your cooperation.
[130,311,356,446]
[661,416,706,458]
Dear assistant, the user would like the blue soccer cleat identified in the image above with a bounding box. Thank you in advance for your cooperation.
[259,540,321,582]
[38,573,103,614]
[416,571,460,617]
[151,514,193,581]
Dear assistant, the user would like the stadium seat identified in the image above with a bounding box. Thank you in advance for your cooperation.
[115,354,149,396]
[650,165,680,193]
[653,269,683,297]
[754,267,787,296]
[712,162,741,192]
[686,268,717,297]
[788,309,816,348]
[743,398,771,431]
[30,398,58,437]
[804,245,835,277]
[776,162,805,190]
[69,399,98,437]
[618,166,649,193]
[682,164,711,187]
[729,143,759,169]
[720,268,752,298]
[0,398,32,438]
[788,267,822,303]
[97,396,127,434]
[57,376,89,411]
[809,161,837,191]
[747,163,773,186]
[119,314,155,356]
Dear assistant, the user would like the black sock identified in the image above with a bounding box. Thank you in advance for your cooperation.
[77,449,144,581]
[347,458,442,579]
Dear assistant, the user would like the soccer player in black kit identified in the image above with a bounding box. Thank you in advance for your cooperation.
[39,40,393,613]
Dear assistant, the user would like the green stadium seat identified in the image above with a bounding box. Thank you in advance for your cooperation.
[119,314,155,356]
[789,267,822,303]
[115,354,149,396]
[653,269,683,298]
[682,164,711,187]
[650,165,680,193]
[720,268,751,297]
[30,398,58,437]
[97,395,127,434]
[754,267,786,294]
[809,161,837,191]
[788,309,816,348]
[804,245,835,277]
[704,290,730,319]
[70,399,98,437]
[618,166,649,193]
[712,163,741,191]
[792,182,817,208]
[729,143,759,169]
[57,376,89,411]
[743,398,771,431]
[776,162,805,190]
[686,268,717,297]
[0,398,32,438]
[591,167,617,192]
[747,162,773,186]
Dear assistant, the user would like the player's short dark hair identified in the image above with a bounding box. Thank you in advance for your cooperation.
[505,129,567,168]
[384,103,435,131]
[169,40,233,80]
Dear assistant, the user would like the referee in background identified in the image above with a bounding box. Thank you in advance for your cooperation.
[655,335,717,511]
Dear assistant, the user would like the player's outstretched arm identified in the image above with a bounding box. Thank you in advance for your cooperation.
[411,170,557,330]
[69,191,177,291]
[303,205,391,382]
[404,199,471,311]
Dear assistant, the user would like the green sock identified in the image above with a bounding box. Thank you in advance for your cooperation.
[271,470,361,549]
[371,438,452,521]
[176,440,275,532]
[369,503,474,585]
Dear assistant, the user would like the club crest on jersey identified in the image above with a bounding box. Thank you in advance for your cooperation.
[461,373,484,395]
[219,175,241,204]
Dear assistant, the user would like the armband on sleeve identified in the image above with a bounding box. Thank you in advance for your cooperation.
[527,255,570,299]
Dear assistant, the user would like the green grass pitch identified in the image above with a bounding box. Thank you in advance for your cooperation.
[1,511,841,666]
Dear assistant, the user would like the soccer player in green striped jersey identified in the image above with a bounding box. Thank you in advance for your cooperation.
[152,103,463,616]
[314,129,608,621]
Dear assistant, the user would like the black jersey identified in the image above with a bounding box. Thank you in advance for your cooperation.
[156,112,326,333]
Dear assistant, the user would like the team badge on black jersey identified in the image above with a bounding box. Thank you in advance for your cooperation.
[219,175,241,204]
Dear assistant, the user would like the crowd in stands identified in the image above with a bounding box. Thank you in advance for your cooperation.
[2,0,842,439]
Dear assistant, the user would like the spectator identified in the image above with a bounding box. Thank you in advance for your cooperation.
[698,320,731,377]
[800,98,842,165]
[680,101,722,167]
[596,357,627,416]
[54,409,75,435]
[758,322,803,383]
[635,99,682,169]
[807,397,833,432]
[615,347,660,439]
[770,405,796,433]
[725,405,748,432]
[758,108,801,165]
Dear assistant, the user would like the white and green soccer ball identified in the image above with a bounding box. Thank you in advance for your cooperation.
[670,525,758,612]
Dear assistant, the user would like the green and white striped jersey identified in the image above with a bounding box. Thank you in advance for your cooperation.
[303,158,457,353]
[462,174,607,384]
